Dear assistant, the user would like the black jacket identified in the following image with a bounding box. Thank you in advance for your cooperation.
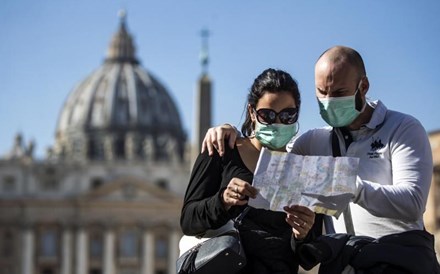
[297,229,440,274]
[181,144,323,274]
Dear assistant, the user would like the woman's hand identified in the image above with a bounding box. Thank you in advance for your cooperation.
[284,205,315,240]
[222,178,258,209]
[201,124,238,156]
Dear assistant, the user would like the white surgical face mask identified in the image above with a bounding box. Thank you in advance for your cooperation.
[254,120,299,150]
[317,82,366,127]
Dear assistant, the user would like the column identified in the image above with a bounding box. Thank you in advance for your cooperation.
[168,230,180,274]
[61,229,72,274]
[22,226,34,274]
[75,228,88,274]
[103,228,115,274]
[125,133,140,161]
[141,230,154,274]
[104,136,114,161]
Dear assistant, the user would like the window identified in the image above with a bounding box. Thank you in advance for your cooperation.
[155,135,169,161]
[40,178,58,191]
[45,167,55,176]
[135,139,144,159]
[2,176,15,192]
[115,78,129,125]
[155,179,168,190]
[115,137,126,159]
[89,269,102,274]
[72,140,84,156]
[91,79,108,127]
[119,230,138,258]
[40,167,58,191]
[1,230,14,258]
[88,139,104,160]
[41,269,54,274]
[155,237,168,259]
[89,233,103,259]
[91,178,103,189]
[40,230,57,257]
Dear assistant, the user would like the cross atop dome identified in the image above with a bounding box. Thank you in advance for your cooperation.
[106,9,138,64]
[118,9,127,24]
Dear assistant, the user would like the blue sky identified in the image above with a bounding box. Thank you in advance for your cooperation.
[1,1,440,158]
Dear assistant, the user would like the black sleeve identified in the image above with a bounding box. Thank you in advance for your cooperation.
[180,150,232,236]
[307,213,324,241]
[292,213,324,253]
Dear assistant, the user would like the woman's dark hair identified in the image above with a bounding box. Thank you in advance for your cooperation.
[241,68,301,137]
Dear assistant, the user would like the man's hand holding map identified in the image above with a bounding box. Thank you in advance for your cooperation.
[249,148,360,217]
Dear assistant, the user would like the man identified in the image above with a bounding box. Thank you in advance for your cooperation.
[294,45,433,238]
[202,46,438,271]
[203,46,433,237]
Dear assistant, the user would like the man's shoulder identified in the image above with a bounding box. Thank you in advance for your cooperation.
[385,108,423,129]
[299,126,332,138]
[288,126,332,153]
[387,109,417,119]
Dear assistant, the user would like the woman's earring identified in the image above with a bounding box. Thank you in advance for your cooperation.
[249,121,256,137]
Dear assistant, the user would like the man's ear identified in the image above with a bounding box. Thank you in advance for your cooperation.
[356,76,370,111]
[360,76,370,95]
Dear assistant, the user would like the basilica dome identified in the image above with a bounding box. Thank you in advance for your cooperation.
[54,13,186,162]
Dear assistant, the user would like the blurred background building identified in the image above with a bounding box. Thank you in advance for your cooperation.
[0,11,212,274]
[425,130,440,256]
[0,8,439,274]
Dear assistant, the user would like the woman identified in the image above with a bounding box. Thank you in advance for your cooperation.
[180,68,322,274]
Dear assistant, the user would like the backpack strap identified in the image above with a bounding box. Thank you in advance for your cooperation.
[331,128,355,235]
[233,206,251,228]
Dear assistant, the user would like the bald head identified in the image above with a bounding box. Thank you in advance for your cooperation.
[316,46,366,79]
[314,46,371,129]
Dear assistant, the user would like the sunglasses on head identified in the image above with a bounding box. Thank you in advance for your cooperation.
[254,107,298,125]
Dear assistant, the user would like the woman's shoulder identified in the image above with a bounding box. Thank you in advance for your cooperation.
[235,137,257,156]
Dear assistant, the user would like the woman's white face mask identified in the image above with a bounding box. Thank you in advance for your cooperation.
[254,120,299,150]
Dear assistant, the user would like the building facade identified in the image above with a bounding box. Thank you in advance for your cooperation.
[0,12,202,274]
[425,130,440,257]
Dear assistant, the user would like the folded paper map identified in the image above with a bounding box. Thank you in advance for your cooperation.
[248,148,359,217]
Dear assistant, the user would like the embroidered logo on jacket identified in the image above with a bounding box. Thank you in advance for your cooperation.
[368,137,384,158]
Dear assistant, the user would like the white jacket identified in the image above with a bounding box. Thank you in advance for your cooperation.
[288,100,433,238]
